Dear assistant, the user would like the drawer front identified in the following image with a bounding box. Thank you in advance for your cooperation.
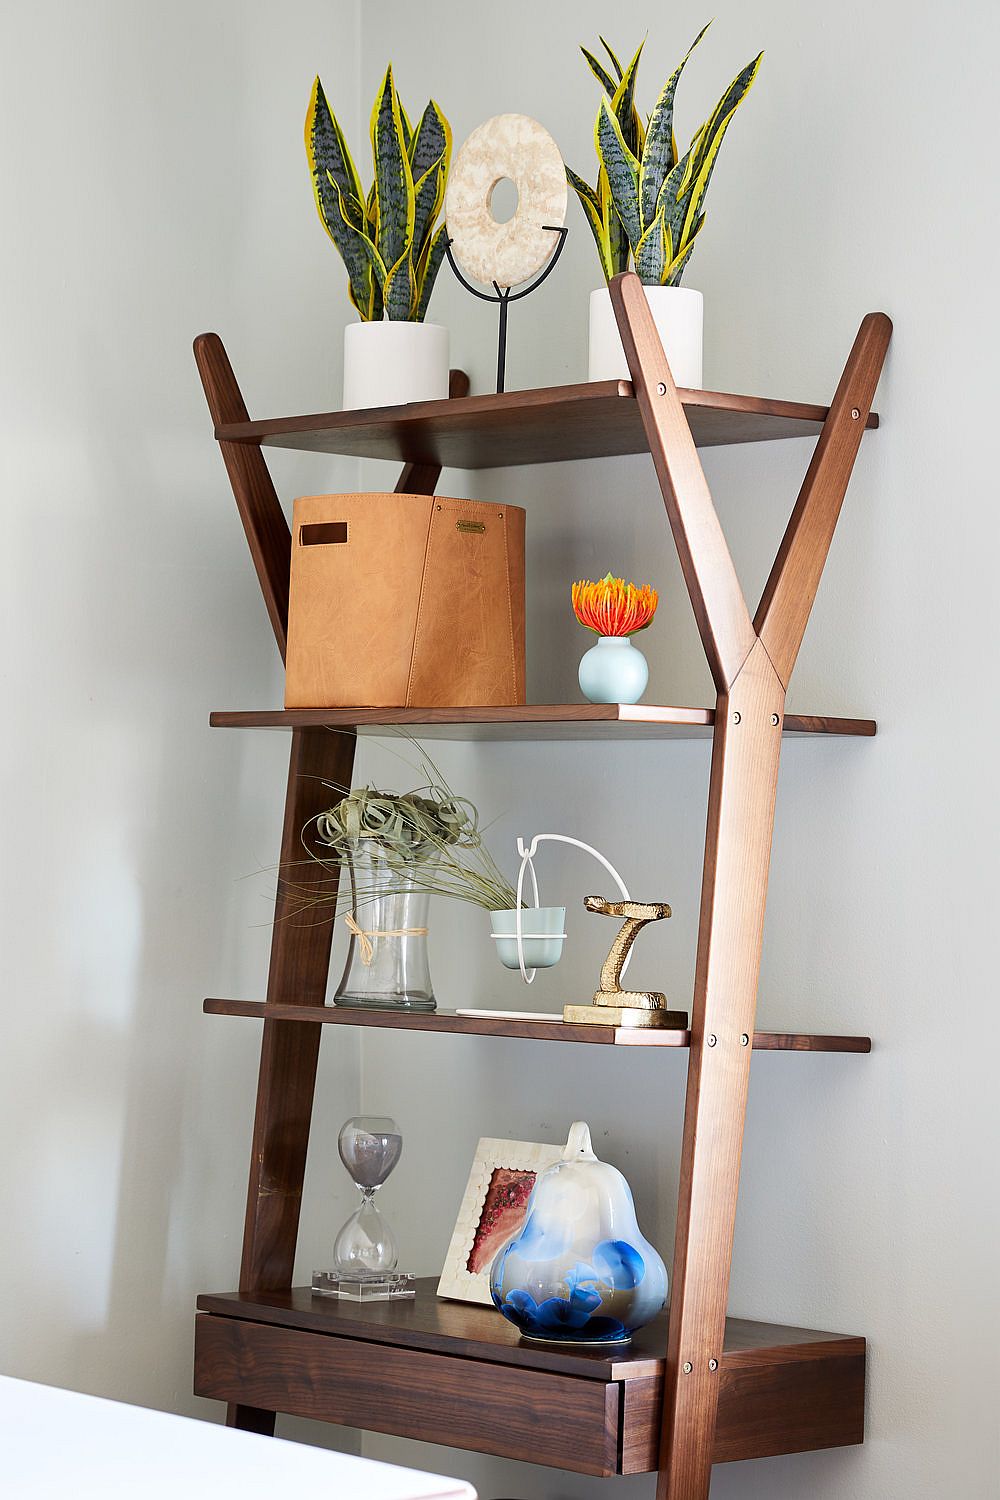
[195,1314,621,1477]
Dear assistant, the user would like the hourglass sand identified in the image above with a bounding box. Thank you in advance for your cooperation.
[312,1117,415,1300]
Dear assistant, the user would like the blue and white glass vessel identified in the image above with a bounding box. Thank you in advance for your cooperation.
[490,1121,667,1345]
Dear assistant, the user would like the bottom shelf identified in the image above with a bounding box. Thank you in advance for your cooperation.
[194,1281,865,1477]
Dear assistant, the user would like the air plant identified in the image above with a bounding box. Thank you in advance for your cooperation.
[572,574,659,636]
[305,66,451,320]
[567,30,762,287]
[300,742,519,915]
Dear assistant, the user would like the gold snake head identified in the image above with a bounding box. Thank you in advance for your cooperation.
[584,895,672,921]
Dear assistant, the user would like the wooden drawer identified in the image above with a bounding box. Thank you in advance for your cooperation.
[195,1314,622,1477]
[194,1289,866,1477]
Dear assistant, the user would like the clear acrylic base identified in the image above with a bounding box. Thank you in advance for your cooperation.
[311,1269,416,1301]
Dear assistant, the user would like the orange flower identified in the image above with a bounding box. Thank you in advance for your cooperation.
[572,573,658,636]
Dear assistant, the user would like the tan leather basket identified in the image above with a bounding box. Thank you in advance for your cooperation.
[285,492,526,708]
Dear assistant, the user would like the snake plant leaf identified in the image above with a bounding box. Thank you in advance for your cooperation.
[409,100,451,183]
[384,248,418,321]
[566,167,613,281]
[634,206,672,285]
[664,231,700,288]
[370,65,415,274]
[679,54,762,244]
[399,100,413,155]
[319,170,381,315]
[581,46,618,96]
[600,36,626,80]
[595,96,642,253]
[610,40,645,158]
[599,168,631,275]
[639,23,711,230]
[567,166,602,216]
[411,154,446,259]
[415,223,448,321]
[654,146,695,246]
[306,76,366,216]
[358,232,389,291]
[680,52,762,237]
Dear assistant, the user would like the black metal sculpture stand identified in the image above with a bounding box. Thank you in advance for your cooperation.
[444,226,568,393]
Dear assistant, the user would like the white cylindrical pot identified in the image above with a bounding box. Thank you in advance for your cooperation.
[343,320,450,410]
[588,285,703,389]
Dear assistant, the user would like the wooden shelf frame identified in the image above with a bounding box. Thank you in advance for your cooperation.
[208,703,876,739]
[192,276,890,1497]
[203,999,872,1052]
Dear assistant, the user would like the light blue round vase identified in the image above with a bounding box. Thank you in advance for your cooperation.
[578,635,649,705]
[490,1122,667,1345]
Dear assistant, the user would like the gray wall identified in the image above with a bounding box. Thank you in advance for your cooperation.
[0,2,996,1497]
[0,0,364,1437]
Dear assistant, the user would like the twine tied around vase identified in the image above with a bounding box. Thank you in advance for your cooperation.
[344,912,429,966]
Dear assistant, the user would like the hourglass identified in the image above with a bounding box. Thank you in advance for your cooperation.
[312,1116,415,1300]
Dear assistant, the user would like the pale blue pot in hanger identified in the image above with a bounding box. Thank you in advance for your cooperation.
[490,907,566,969]
[578,635,649,705]
[490,1122,667,1345]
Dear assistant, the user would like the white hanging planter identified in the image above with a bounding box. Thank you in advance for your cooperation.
[489,834,635,984]
[588,284,703,389]
[490,907,566,971]
[343,320,450,410]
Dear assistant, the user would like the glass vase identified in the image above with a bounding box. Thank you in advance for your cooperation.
[333,842,436,1011]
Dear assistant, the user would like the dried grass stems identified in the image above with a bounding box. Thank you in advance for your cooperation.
[284,733,519,920]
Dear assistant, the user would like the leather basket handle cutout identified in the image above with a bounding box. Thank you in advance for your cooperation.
[300,522,348,546]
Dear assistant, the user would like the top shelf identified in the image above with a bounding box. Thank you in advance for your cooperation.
[214,380,879,469]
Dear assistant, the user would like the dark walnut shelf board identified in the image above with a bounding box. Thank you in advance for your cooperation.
[194,1281,866,1476]
[209,703,877,740]
[214,379,879,468]
[203,999,872,1053]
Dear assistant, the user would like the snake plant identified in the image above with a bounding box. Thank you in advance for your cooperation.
[306,66,451,320]
[567,31,762,287]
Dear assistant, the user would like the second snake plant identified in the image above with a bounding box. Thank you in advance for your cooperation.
[567,30,762,287]
[306,65,452,321]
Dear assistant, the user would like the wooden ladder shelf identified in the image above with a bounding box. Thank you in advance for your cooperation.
[192,272,891,1499]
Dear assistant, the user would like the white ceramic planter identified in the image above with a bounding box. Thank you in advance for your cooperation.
[343,320,450,410]
[588,285,703,389]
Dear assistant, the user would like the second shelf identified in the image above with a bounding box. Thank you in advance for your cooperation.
[209,703,877,739]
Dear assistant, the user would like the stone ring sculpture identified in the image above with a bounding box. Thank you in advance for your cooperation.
[444,113,568,289]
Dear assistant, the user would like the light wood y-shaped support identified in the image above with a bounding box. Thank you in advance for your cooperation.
[193,335,468,1435]
[610,273,890,1500]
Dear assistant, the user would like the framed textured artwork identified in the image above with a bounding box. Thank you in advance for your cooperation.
[437,1136,563,1305]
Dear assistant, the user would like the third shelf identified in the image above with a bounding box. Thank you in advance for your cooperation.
[203,1000,871,1052]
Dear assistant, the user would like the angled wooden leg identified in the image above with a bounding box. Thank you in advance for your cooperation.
[608,273,891,1499]
[754,314,892,687]
[227,1404,277,1436]
[237,726,356,1292]
[657,645,785,1498]
[226,725,356,1434]
[609,275,756,693]
[194,333,291,659]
